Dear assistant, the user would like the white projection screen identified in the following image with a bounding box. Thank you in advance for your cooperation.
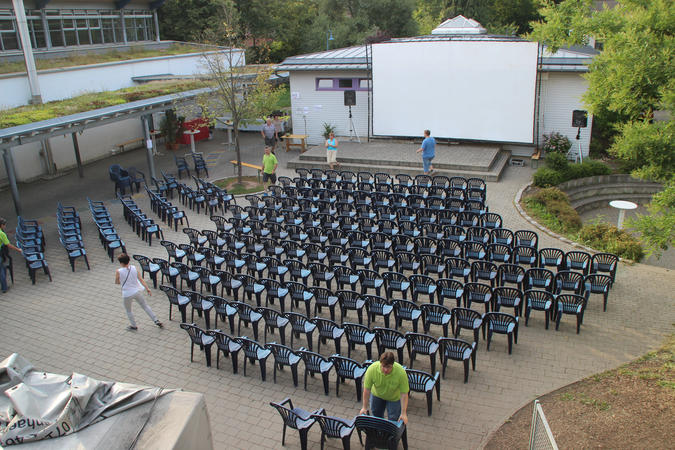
[371,40,539,143]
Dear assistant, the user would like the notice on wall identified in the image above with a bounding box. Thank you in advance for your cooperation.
[291,92,300,99]
[314,105,322,112]
[303,107,309,114]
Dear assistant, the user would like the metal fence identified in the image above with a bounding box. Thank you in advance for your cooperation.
[529,400,559,450]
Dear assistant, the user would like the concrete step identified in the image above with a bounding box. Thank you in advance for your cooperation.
[571,192,655,213]
[287,150,511,182]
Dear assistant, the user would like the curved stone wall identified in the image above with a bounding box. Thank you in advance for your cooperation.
[558,174,662,213]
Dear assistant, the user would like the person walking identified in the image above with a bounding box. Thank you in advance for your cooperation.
[359,352,410,424]
[325,132,341,170]
[0,218,22,294]
[262,145,278,194]
[115,253,162,331]
[261,117,278,153]
[416,129,436,175]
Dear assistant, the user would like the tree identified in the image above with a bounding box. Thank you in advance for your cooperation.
[528,0,675,257]
[194,1,283,184]
[157,0,228,43]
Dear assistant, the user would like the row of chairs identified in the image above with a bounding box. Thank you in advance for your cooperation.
[182,321,443,417]
[57,203,89,271]
[88,198,127,262]
[292,167,485,192]
[144,186,190,232]
[14,216,52,284]
[270,398,408,450]
[116,193,164,246]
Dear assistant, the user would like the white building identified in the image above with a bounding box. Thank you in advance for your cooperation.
[277,16,595,158]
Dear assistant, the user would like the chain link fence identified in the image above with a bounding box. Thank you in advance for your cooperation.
[529,400,559,450]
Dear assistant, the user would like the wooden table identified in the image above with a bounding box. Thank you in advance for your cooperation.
[282,134,309,153]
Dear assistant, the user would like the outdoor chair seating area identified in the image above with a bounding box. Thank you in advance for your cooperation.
[88,198,127,262]
[15,215,52,284]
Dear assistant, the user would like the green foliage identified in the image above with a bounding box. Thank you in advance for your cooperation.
[626,182,675,258]
[488,0,542,35]
[532,167,563,188]
[579,221,644,262]
[445,0,491,26]
[542,131,572,154]
[159,109,179,144]
[525,187,582,234]
[0,109,57,128]
[322,122,337,139]
[532,157,612,187]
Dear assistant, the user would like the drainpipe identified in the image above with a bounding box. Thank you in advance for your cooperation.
[3,149,22,217]
[12,0,42,104]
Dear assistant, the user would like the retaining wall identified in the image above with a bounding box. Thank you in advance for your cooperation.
[559,174,662,213]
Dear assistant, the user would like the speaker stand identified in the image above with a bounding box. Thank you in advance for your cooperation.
[340,105,361,144]
[566,126,583,163]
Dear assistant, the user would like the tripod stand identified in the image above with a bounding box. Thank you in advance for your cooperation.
[566,127,583,163]
[340,105,361,143]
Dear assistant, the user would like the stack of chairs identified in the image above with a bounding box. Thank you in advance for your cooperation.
[57,203,89,271]
[15,216,51,284]
[88,198,126,262]
[117,193,164,246]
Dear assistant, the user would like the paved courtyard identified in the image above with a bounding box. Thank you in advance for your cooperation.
[1,130,673,449]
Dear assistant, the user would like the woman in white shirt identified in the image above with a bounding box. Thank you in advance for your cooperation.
[115,253,162,331]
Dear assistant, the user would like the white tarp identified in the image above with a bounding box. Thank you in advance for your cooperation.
[0,354,213,449]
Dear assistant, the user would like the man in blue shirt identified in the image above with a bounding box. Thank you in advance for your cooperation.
[416,130,436,175]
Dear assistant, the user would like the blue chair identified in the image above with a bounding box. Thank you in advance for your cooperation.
[354,415,408,450]
[109,164,131,195]
[270,398,323,450]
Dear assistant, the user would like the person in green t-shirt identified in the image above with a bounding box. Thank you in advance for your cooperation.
[262,146,278,194]
[0,218,23,293]
[359,352,409,424]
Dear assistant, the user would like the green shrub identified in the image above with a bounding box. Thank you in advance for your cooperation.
[546,152,569,172]
[542,131,572,154]
[579,222,644,262]
[526,187,583,234]
[533,167,564,187]
[0,109,57,128]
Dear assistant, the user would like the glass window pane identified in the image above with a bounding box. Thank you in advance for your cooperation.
[0,20,14,31]
[88,18,100,29]
[317,79,332,89]
[78,29,90,45]
[359,79,370,89]
[76,19,87,28]
[102,18,114,43]
[338,79,353,88]
[91,28,102,44]
[1,32,19,50]
[48,19,63,47]
[64,29,77,45]
[113,18,123,42]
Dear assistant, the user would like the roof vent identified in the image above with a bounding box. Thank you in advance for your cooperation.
[431,15,487,35]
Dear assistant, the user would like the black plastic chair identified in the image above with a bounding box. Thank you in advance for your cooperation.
[297,349,334,395]
[207,329,241,372]
[192,152,209,178]
[391,299,421,333]
[159,285,189,323]
[237,336,271,380]
[270,398,323,450]
[364,295,393,329]
[452,307,483,342]
[311,411,361,450]
[514,229,538,250]
[555,293,587,333]
[584,274,612,312]
[265,342,301,387]
[373,327,406,364]
[174,155,190,179]
[591,253,619,285]
[524,289,554,330]
[438,337,476,383]
[405,369,441,417]
[538,247,565,272]
[565,250,592,275]
[497,264,525,290]
[421,303,452,337]
[284,311,317,351]
[328,355,371,403]
[483,312,519,354]
[180,323,214,367]
[493,286,523,317]
[354,415,408,450]
[404,332,439,374]
[312,317,345,354]
[342,322,376,360]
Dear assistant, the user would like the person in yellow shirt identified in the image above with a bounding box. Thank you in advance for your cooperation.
[0,218,23,294]
[262,145,278,194]
[359,352,409,424]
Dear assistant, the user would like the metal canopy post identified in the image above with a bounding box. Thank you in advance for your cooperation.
[141,115,156,180]
[3,149,22,217]
[71,132,84,178]
[12,0,42,104]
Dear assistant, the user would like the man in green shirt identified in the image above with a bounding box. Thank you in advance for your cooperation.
[359,352,410,424]
[0,218,23,293]
[262,145,278,194]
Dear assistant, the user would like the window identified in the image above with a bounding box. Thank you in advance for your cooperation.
[315,77,371,91]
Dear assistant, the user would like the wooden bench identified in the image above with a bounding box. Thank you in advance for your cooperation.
[116,138,144,153]
[531,148,542,169]
[230,160,263,179]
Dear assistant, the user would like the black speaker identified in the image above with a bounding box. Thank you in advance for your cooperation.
[344,90,356,106]
[572,110,588,128]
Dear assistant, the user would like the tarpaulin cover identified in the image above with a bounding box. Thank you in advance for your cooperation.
[0,353,206,448]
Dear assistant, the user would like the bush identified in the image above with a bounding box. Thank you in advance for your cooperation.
[579,222,644,262]
[0,109,57,128]
[546,152,569,172]
[526,188,583,234]
[542,131,572,154]
[532,167,564,187]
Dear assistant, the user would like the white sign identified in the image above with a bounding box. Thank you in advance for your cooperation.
[314,105,322,112]
[291,92,300,99]
[146,139,153,149]
[303,107,309,114]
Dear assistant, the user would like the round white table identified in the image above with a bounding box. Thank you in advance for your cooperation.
[609,200,638,229]
[183,130,200,154]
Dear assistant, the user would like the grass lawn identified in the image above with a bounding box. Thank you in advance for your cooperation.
[214,176,264,195]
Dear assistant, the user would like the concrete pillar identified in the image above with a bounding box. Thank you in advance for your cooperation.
[40,139,55,175]
[120,10,127,45]
[71,133,84,178]
[12,0,42,104]
[40,9,51,50]
[153,10,160,42]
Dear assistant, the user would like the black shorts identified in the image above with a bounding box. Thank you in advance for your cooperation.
[264,137,275,148]
[263,172,276,183]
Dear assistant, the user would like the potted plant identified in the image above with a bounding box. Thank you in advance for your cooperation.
[322,122,337,140]
[159,109,180,150]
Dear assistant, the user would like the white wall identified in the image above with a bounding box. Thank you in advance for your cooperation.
[0,50,243,108]
[289,70,369,145]
[540,72,592,158]
[0,117,144,182]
